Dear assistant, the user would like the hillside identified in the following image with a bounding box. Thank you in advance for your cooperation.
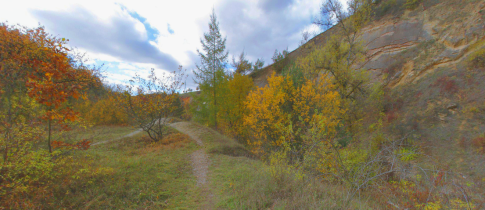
[251,0,485,88]
[251,0,485,166]
[246,0,485,207]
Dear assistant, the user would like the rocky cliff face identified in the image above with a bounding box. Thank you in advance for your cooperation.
[252,0,485,88]
[362,0,485,87]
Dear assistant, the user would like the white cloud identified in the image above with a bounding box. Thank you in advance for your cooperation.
[1,0,349,89]
[118,63,137,70]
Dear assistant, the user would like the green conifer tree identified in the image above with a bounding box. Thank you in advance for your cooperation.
[193,8,228,128]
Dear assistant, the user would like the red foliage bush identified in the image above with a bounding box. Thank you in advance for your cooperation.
[386,110,398,123]
[472,136,485,153]
[431,76,458,95]
[458,137,468,148]
[51,139,91,150]
[415,91,423,99]
[383,96,403,123]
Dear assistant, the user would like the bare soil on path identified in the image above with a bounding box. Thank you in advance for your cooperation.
[92,121,215,209]
[170,122,214,209]
[91,128,143,146]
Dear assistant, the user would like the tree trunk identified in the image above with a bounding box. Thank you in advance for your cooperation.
[213,42,218,128]
[48,117,52,153]
[3,130,8,163]
[214,78,217,128]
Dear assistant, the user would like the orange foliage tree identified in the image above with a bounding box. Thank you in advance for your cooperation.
[25,28,97,152]
[0,23,97,154]
[0,23,107,208]
[0,23,40,162]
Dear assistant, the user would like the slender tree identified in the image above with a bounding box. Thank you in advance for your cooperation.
[118,67,187,142]
[308,0,374,134]
[232,51,252,75]
[193,8,228,128]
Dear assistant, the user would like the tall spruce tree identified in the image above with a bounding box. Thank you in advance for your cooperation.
[193,8,228,128]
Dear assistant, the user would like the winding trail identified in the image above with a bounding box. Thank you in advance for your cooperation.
[92,121,214,209]
[170,122,209,186]
[91,128,143,146]
[92,118,173,146]
[170,122,214,209]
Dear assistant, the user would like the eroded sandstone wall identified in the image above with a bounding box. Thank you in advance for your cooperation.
[252,0,485,88]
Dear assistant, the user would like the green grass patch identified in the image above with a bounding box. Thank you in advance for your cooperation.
[468,48,485,70]
[49,126,202,209]
[189,122,378,209]
[184,122,253,158]
[209,153,376,209]
[57,125,139,145]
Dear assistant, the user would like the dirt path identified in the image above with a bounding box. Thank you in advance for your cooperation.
[92,121,214,208]
[91,128,143,146]
[170,122,214,209]
[92,118,173,146]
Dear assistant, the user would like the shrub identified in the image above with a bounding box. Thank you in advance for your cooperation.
[404,0,422,10]
[468,48,485,69]
[384,59,406,80]
[271,48,289,73]
[180,96,192,120]
[373,0,406,19]
[0,149,113,209]
[472,136,485,153]
[386,110,399,123]
[80,95,129,126]
[431,76,458,95]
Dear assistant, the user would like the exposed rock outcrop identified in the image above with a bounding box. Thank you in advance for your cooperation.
[251,0,485,88]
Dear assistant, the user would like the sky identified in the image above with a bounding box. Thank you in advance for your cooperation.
[0,0,331,90]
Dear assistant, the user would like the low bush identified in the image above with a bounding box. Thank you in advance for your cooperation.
[77,95,129,126]
[404,0,422,10]
[271,48,290,73]
[373,0,406,20]
[468,48,485,70]
[431,76,459,95]
[0,150,113,209]
[472,135,485,153]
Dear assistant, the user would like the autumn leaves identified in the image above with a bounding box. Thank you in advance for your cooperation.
[0,23,104,208]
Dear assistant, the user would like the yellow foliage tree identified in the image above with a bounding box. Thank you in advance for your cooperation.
[244,72,344,160]
[296,35,370,135]
[244,73,292,154]
[78,94,128,126]
[218,73,254,138]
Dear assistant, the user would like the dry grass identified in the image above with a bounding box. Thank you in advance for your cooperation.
[143,132,193,152]
[27,125,203,209]
[472,136,485,154]
[56,125,139,145]
[210,154,377,209]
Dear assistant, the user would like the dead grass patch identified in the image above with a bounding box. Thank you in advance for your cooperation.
[143,133,193,152]
[472,136,485,153]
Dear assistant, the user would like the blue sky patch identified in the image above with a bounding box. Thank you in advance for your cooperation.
[167,23,174,34]
[118,4,159,41]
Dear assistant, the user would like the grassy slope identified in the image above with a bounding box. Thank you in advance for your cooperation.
[54,123,382,209]
[188,122,377,209]
[58,125,139,144]
[54,126,201,209]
